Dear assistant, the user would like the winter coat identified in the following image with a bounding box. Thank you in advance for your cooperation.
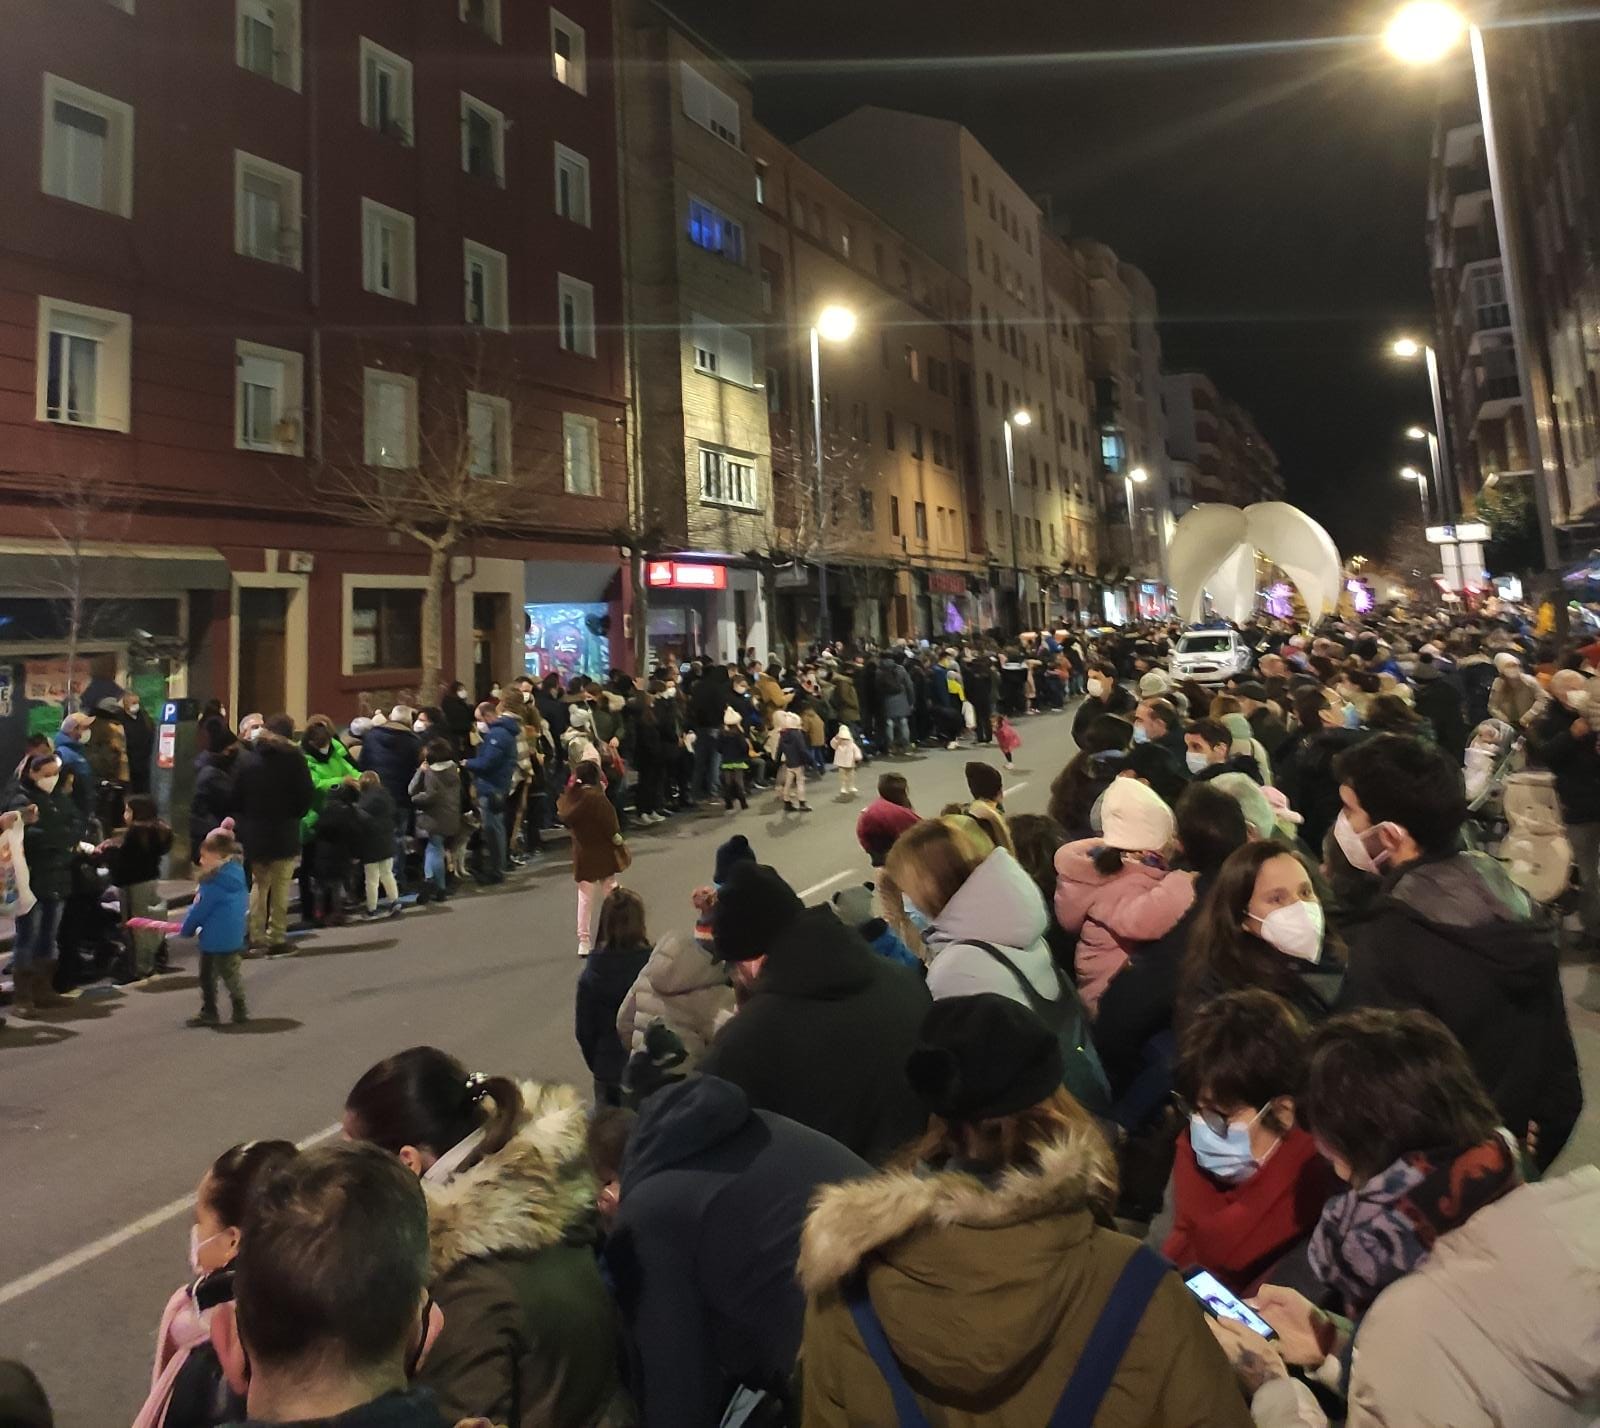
[797,1123,1253,1428]
[615,931,734,1063]
[356,786,399,862]
[300,738,360,839]
[1071,683,1137,743]
[120,706,156,792]
[855,796,920,866]
[1275,725,1368,854]
[1339,851,1582,1170]
[111,822,172,888]
[690,671,733,729]
[801,706,826,749]
[699,905,932,1164]
[229,737,314,864]
[830,674,860,724]
[311,788,364,879]
[419,1083,623,1428]
[1413,676,1469,761]
[755,672,792,723]
[409,762,463,839]
[1489,671,1544,727]
[777,727,809,770]
[1053,841,1198,1013]
[1247,706,1291,759]
[179,859,248,954]
[190,750,237,853]
[574,941,651,1086]
[1526,699,1600,824]
[1457,653,1498,726]
[874,659,914,719]
[607,1076,870,1428]
[463,715,520,798]
[556,783,622,883]
[441,690,476,752]
[359,722,422,810]
[6,776,81,901]
[714,727,750,769]
[921,847,1064,1006]
[829,731,862,769]
[53,729,96,820]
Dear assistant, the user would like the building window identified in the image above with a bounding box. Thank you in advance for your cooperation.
[461,94,506,185]
[234,152,302,268]
[914,501,928,541]
[460,0,502,43]
[687,197,745,264]
[363,368,417,468]
[466,392,512,480]
[859,488,875,530]
[759,272,774,313]
[970,172,980,203]
[911,423,924,460]
[235,339,303,453]
[985,372,996,407]
[890,495,902,536]
[699,447,757,508]
[361,199,416,302]
[350,587,422,674]
[689,314,753,386]
[462,241,509,331]
[36,296,132,431]
[904,346,920,383]
[557,274,595,356]
[550,9,587,92]
[563,412,600,495]
[237,0,300,89]
[884,411,896,450]
[764,366,784,414]
[360,39,413,144]
[553,143,591,226]
[975,236,985,269]
[754,161,767,205]
[840,224,853,259]
[681,62,740,147]
[41,76,134,217]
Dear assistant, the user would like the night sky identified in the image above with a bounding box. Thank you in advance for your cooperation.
[664,0,1449,561]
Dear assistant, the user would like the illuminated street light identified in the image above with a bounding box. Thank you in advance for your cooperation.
[1129,466,1149,484]
[1400,466,1424,482]
[1401,465,1431,524]
[1405,425,1429,441]
[809,305,858,643]
[816,304,857,344]
[1002,410,1034,625]
[1383,1,1467,65]
[1391,336,1422,359]
[1010,408,1032,428]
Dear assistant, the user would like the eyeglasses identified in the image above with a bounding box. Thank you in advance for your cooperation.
[1173,1095,1270,1139]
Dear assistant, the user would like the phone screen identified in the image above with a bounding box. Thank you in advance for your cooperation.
[1182,1268,1277,1340]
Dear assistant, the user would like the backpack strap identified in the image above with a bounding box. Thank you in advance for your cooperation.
[843,1276,933,1428]
[962,939,1069,1015]
[1047,1246,1171,1428]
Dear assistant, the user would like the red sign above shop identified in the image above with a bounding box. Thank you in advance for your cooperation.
[647,561,727,591]
[927,572,967,596]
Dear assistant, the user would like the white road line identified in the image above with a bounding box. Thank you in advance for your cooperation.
[798,869,855,900]
[0,1121,341,1309]
[1005,781,1029,796]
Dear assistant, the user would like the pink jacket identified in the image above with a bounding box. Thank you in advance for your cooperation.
[132,1283,248,1428]
[1053,839,1197,1012]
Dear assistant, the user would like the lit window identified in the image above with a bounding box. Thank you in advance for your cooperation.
[361,199,416,303]
[234,152,302,268]
[699,448,758,508]
[41,75,133,217]
[237,0,301,90]
[464,241,509,331]
[554,144,591,226]
[551,11,587,92]
[460,0,502,43]
[466,392,511,480]
[680,63,741,147]
[36,297,132,432]
[360,39,413,144]
[563,412,600,495]
[755,161,767,206]
[914,501,928,541]
[687,197,745,264]
[690,314,753,386]
[235,340,304,453]
[557,274,596,356]
[461,94,506,185]
[363,368,417,468]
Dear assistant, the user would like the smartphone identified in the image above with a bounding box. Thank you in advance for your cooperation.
[1182,1267,1277,1340]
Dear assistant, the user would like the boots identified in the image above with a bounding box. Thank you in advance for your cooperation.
[32,963,71,1009]
[12,969,37,1019]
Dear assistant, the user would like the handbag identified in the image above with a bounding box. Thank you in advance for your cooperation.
[612,833,633,873]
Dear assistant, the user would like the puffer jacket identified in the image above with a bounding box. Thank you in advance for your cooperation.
[615,931,734,1063]
[1053,841,1197,1013]
[409,761,463,839]
[464,715,520,798]
[420,1083,624,1428]
[6,775,81,901]
[300,737,359,840]
[921,847,1063,1006]
[1489,671,1545,728]
[798,1123,1252,1428]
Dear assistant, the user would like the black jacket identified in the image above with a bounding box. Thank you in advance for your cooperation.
[607,1076,869,1428]
[575,942,651,1085]
[189,749,236,856]
[311,789,363,878]
[6,777,81,901]
[1338,851,1582,1171]
[690,671,732,730]
[236,1389,450,1428]
[110,822,172,887]
[121,708,156,792]
[1072,684,1137,744]
[1247,707,1290,759]
[229,738,314,864]
[1193,753,1264,786]
[1526,700,1600,824]
[1275,725,1368,853]
[356,786,399,862]
[699,907,931,1164]
[360,723,421,812]
[1414,677,1469,761]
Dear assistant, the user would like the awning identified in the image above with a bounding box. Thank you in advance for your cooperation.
[523,558,620,605]
[0,542,232,594]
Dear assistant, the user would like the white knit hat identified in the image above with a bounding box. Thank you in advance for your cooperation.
[1100,777,1176,853]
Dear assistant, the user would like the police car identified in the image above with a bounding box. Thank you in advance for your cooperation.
[1169,627,1251,684]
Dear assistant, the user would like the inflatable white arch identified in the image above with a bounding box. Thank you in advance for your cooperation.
[1168,502,1342,624]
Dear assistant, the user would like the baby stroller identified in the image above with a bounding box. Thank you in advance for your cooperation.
[1464,718,1520,851]
[1499,769,1574,912]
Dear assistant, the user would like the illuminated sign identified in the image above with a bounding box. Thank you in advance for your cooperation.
[647,561,727,590]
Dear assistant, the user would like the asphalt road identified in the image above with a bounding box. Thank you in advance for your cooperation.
[2,705,1596,1426]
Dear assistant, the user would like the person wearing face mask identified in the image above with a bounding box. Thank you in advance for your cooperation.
[1526,667,1600,951]
[1132,698,1188,763]
[1274,687,1369,854]
[1183,719,1264,785]
[132,1139,297,1428]
[1154,990,1341,1298]
[1071,661,1136,745]
[1178,843,1339,1031]
[119,687,156,795]
[1488,648,1546,728]
[5,754,78,1016]
[1332,733,1581,1170]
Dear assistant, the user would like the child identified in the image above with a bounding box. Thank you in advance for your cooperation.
[776,710,811,812]
[409,737,462,905]
[181,829,250,1026]
[800,699,828,774]
[994,713,1022,768]
[355,771,402,919]
[131,1139,298,1428]
[110,793,174,981]
[830,724,863,796]
[964,760,1005,811]
[716,708,751,811]
[309,781,362,927]
[574,888,654,1107]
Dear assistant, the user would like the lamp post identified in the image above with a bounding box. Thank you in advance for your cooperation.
[1384,1,1559,572]
[1404,423,1444,513]
[1401,465,1431,525]
[1002,408,1031,631]
[809,304,856,646]
[1126,465,1148,622]
[1390,337,1452,524]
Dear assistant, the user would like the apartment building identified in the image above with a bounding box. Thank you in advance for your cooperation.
[1165,373,1285,510]
[0,0,628,753]
[615,0,771,664]
[746,123,984,645]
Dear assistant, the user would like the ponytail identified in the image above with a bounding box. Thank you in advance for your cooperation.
[470,1074,524,1158]
[346,1047,522,1160]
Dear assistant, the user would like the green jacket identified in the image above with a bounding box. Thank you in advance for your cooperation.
[300,738,360,840]
[7,779,83,901]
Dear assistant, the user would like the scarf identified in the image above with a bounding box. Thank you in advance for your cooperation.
[1308,1134,1520,1314]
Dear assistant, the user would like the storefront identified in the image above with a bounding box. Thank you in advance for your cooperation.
[523,556,625,683]
[644,559,766,666]
[917,569,978,642]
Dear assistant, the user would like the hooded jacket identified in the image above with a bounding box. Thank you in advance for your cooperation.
[797,1125,1252,1428]
[1489,670,1544,728]
[191,748,237,853]
[179,859,248,954]
[419,1082,622,1428]
[874,659,915,719]
[409,761,463,839]
[463,715,520,797]
[699,906,931,1164]
[615,931,734,1063]
[1338,851,1582,1170]
[229,737,314,864]
[607,1077,870,1428]
[922,847,1062,1005]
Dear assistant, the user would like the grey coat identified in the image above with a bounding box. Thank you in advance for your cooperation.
[409,761,463,838]
[616,932,735,1065]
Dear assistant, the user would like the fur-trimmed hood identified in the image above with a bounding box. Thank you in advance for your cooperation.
[424,1081,596,1281]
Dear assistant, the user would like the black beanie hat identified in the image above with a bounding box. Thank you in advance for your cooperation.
[906,994,1063,1121]
[711,862,803,962]
[964,761,1004,803]
[714,834,757,886]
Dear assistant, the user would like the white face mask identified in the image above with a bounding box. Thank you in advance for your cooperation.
[1185,751,1211,775]
[1250,900,1325,963]
[35,774,60,794]
[127,703,140,716]
[1086,678,1106,698]
[189,1225,226,1276]
[475,720,489,734]
[1334,808,1392,875]
[413,720,429,735]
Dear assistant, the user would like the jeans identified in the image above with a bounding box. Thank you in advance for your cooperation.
[13,898,64,972]
[577,876,618,951]
[477,791,507,880]
[1568,821,1600,941]
[199,952,246,1020]
[248,856,297,948]
[363,858,399,912]
[423,834,447,892]
[886,716,911,750]
[693,727,722,798]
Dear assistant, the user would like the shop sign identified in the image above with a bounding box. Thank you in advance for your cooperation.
[647,561,726,591]
[926,572,966,597]
[23,660,88,706]
[157,724,177,770]
[0,669,11,720]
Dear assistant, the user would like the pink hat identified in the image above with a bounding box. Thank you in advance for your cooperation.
[1261,786,1303,825]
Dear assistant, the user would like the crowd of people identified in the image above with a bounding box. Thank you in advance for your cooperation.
[3,610,1599,1427]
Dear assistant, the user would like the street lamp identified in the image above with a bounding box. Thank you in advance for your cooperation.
[1390,335,1451,524]
[1002,408,1031,630]
[809,305,857,645]
[1383,1,1467,64]
[1404,423,1444,507]
[1122,466,1149,617]
[1401,465,1431,525]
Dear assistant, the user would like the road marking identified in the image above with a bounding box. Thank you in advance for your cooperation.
[799,869,855,900]
[1005,781,1029,796]
[0,1121,341,1309]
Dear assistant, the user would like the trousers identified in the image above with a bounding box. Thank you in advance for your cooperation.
[248,856,297,948]
[576,876,618,951]
[363,858,399,911]
[199,953,247,1019]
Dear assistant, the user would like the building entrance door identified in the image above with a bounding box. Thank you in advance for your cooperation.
[237,587,287,717]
